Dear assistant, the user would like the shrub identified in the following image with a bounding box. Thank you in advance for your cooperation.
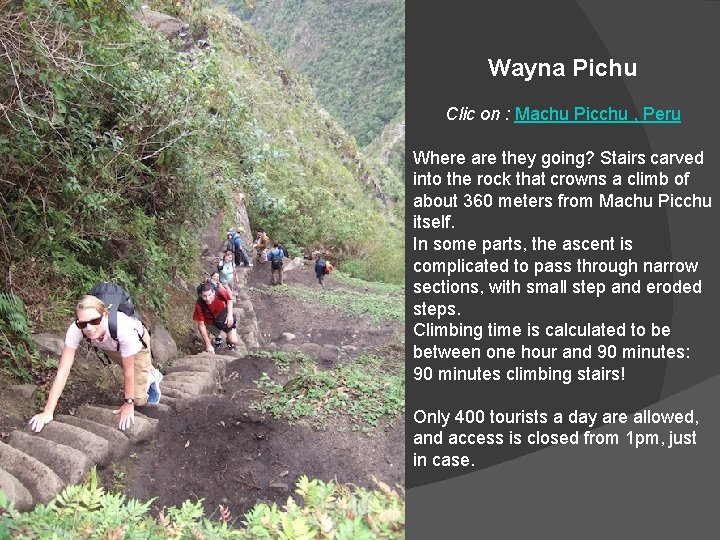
[0,469,405,538]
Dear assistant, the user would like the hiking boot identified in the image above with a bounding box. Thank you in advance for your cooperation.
[147,369,163,404]
[214,337,223,348]
[227,343,237,351]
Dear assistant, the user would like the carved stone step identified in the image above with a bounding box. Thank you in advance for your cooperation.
[35,421,111,467]
[74,405,158,445]
[0,467,34,511]
[166,356,227,383]
[56,415,131,461]
[8,431,92,486]
[0,441,65,504]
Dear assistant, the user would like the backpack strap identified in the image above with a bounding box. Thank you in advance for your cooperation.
[107,307,119,350]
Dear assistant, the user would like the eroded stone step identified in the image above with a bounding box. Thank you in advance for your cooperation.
[8,430,92,486]
[142,402,172,415]
[0,466,34,511]
[161,379,213,396]
[74,405,158,445]
[56,415,131,461]
[161,386,192,399]
[0,441,65,505]
[163,371,216,391]
[167,355,227,378]
[35,421,112,467]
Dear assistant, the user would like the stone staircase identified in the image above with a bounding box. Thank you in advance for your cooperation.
[0,263,263,511]
[0,404,158,511]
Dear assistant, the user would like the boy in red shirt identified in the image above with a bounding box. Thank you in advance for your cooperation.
[193,282,240,352]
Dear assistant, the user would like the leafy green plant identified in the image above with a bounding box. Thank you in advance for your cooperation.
[252,349,312,374]
[0,470,405,539]
[241,475,405,539]
[251,354,404,432]
[0,292,42,381]
[254,372,283,393]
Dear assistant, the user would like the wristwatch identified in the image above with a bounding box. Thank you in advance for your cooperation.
[124,398,135,405]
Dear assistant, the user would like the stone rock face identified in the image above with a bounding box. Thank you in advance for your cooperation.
[150,323,179,364]
[30,333,64,357]
[282,257,305,272]
[136,9,189,40]
[8,384,38,400]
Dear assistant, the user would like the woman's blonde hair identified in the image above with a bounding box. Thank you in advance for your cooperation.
[76,295,108,315]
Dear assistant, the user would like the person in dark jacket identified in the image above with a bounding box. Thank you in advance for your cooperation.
[226,228,250,268]
[315,253,327,287]
[268,243,284,285]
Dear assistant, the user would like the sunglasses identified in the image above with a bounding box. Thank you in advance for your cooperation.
[75,316,103,329]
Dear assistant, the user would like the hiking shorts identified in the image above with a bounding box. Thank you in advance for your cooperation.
[103,333,153,406]
[207,321,237,335]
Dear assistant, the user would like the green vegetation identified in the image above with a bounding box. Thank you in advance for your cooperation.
[222,0,405,148]
[0,469,405,539]
[207,13,405,280]
[264,280,405,323]
[332,269,406,295]
[1,0,404,366]
[252,354,405,432]
[1,0,236,319]
[251,349,312,374]
[365,108,406,186]
[0,292,45,381]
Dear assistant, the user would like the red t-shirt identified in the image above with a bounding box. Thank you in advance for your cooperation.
[193,286,231,325]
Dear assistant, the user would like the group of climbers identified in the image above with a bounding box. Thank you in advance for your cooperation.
[218,227,289,289]
[194,227,286,355]
[28,224,334,434]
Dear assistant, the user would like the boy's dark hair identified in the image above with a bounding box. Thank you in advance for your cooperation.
[274,242,279,248]
[198,281,216,294]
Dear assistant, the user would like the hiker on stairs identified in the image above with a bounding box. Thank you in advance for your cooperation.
[252,228,269,263]
[226,228,250,270]
[268,242,284,285]
[217,250,236,293]
[194,281,239,353]
[28,295,163,433]
[315,253,327,288]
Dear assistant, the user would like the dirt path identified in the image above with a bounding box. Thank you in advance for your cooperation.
[109,260,405,518]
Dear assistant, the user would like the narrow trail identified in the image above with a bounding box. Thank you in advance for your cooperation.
[1,244,404,518]
[0,264,259,511]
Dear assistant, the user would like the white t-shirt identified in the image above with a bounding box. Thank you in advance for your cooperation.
[65,311,146,358]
